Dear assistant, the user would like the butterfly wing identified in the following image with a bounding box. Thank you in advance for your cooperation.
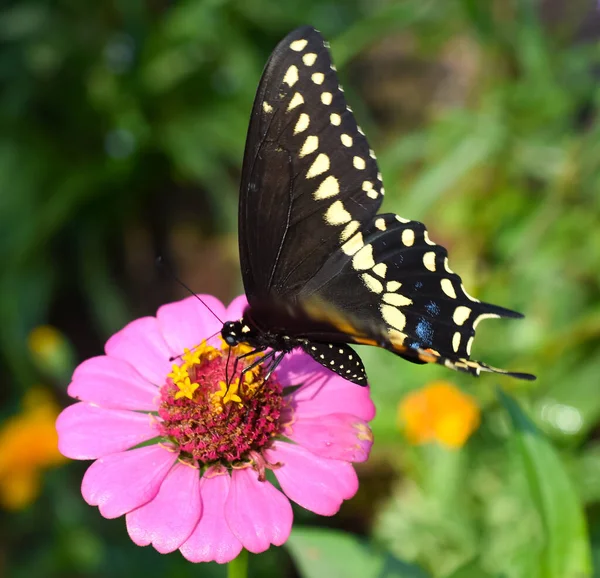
[296,214,535,380]
[238,26,534,380]
[239,25,383,302]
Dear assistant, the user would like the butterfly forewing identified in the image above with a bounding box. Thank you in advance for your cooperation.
[239,26,383,302]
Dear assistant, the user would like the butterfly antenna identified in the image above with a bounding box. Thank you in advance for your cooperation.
[168,328,222,362]
[156,256,223,323]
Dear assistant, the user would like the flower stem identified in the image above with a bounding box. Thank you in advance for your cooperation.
[227,549,248,578]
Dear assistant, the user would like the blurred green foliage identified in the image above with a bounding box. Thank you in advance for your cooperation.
[2,0,600,576]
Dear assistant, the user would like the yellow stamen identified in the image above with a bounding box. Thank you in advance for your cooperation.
[211,379,244,413]
[182,342,207,366]
[167,363,189,382]
[174,376,200,400]
[216,379,242,405]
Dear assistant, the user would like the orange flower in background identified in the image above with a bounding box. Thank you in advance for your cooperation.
[0,388,66,510]
[399,381,481,449]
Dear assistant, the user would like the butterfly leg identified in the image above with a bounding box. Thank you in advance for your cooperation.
[263,352,286,382]
[225,346,268,389]
[239,349,274,379]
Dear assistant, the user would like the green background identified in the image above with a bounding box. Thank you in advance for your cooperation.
[1,0,600,576]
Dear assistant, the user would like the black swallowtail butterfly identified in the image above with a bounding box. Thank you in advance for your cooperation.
[221,26,535,386]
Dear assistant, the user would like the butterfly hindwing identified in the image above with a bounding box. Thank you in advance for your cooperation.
[297,213,533,379]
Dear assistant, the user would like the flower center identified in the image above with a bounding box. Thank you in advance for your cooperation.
[157,341,284,465]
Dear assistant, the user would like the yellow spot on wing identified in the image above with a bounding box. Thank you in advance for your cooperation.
[313,175,339,200]
[330,113,341,126]
[306,153,329,178]
[294,113,310,134]
[402,229,415,246]
[283,65,299,87]
[302,53,317,66]
[466,336,474,355]
[290,39,308,51]
[372,263,387,277]
[381,304,407,331]
[352,244,375,270]
[341,134,352,147]
[453,306,471,326]
[386,281,401,292]
[299,135,319,157]
[311,72,325,84]
[452,331,461,353]
[353,157,366,170]
[383,293,412,307]
[423,252,436,272]
[321,92,332,105]
[362,273,383,293]
[340,221,360,242]
[341,232,364,255]
[324,200,351,225]
[375,218,386,231]
[441,278,457,299]
[287,92,304,111]
[262,101,273,113]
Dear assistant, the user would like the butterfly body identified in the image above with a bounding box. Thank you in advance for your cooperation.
[227,26,535,384]
[222,310,369,385]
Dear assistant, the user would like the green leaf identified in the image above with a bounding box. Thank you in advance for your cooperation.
[498,388,592,578]
[287,527,431,578]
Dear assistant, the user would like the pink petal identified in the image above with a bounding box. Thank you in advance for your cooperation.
[57,403,159,460]
[156,295,227,354]
[279,351,376,421]
[225,468,293,553]
[225,295,248,322]
[105,317,172,386]
[264,441,358,516]
[82,445,177,519]
[126,462,202,553]
[180,470,243,564]
[68,356,158,411]
[287,413,373,463]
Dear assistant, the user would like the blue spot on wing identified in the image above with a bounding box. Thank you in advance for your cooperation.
[425,301,440,316]
[415,318,434,347]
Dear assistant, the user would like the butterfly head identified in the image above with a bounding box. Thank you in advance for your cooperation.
[221,320,246,346]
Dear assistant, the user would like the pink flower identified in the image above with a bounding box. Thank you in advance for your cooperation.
[56,295,375,563]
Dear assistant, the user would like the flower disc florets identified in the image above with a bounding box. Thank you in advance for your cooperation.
[157,342,283,465]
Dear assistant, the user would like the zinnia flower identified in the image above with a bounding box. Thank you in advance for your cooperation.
[56,295,374,563]
[398,381,480,449]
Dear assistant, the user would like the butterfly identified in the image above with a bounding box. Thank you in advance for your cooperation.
[221,25,535,385]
